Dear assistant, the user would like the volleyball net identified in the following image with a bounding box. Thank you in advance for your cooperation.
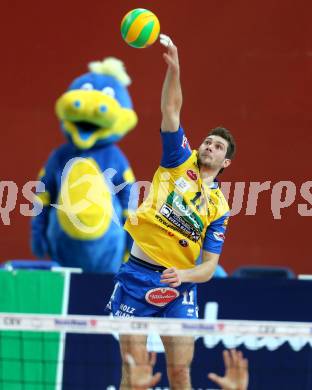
[0,313,312,389]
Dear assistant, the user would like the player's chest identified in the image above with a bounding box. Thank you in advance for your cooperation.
[165,171,217,226]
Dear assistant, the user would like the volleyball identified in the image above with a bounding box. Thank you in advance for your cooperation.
[121,8,160,48]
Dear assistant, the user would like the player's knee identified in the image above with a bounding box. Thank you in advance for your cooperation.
[167,364,191,387]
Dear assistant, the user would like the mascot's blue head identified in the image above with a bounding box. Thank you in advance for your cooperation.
[55,58,138,149]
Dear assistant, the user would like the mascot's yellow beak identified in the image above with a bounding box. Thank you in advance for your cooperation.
[55,90,137,149]
[56,90,122,128]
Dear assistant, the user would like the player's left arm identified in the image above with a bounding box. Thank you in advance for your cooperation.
[161,251,219,286]
[187,250,219,283]
[161,212,229,286]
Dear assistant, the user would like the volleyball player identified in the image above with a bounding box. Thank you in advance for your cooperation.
[107,33,236,389]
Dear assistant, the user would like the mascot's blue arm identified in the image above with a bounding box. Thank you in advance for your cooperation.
[31,151,58,258]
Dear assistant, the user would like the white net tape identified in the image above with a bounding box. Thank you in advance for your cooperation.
[0,313,311,339]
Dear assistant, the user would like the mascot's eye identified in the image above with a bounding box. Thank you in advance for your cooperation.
[101,87,115,98]
[81,82,94,90]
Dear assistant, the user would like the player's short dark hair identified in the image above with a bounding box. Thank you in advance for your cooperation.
[208,127,236,159]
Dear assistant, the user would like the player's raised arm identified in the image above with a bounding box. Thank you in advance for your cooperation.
[160,34,182,132]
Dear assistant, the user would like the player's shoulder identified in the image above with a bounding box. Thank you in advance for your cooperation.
[174,149,198,170]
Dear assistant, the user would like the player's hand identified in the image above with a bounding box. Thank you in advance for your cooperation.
[208,349,249,390]
[159,33,179,74]
[160,267,184,287]
[125,352,162,390]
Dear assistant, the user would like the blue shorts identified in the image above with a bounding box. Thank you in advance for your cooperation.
[106,255,198,319]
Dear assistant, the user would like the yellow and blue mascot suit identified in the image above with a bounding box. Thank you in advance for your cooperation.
[31,58,138,273]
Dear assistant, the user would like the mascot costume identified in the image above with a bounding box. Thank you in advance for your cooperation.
[31,58,138,273]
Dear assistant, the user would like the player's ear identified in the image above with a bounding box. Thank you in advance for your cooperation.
[223,159,231,169]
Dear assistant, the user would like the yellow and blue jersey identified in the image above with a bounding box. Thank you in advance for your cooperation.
[125,126,230,269]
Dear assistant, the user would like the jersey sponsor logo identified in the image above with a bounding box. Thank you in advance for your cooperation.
[145,287,180,307]
[213,231,226,241]
[155,214,199,242]
[175,177,191,193]
[158,205,201,242]
[160,204,172,218]
[167,192,204,232]
[187,169,198,181]
[179,239,188,247]
[181,135,190,149]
